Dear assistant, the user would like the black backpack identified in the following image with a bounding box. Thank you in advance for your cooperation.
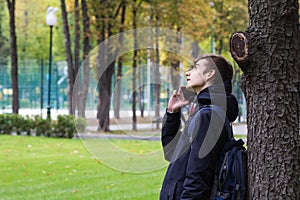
[207,105,248,200]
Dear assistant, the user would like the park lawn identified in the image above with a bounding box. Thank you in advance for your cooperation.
[0,135,167,200]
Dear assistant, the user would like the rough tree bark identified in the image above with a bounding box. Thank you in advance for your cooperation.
[60,0,75,115]
[230,1,300,199]
[6,0,19,114]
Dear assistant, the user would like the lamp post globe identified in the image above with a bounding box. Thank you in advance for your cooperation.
[46,7,57,120]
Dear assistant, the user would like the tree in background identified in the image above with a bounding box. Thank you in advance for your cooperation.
[113,0,126,119]
[210,0,248,54]
[60,0,75,115]
[6,0,19,114]
[230,0,300,199]
[1,0,249,131]
[77,0,91,118]
[93,0,119,131]
[131,0,139,131]
[73,0,80,76]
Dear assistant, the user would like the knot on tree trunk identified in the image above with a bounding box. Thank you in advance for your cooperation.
[230,32,250,71]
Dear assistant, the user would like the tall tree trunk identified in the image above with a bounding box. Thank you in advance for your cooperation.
[97,2,116,132]
[74,0,80,76]
[153,21,161,129]
[97,51,115,131]
[137,59,144,117]
[216,1,224,54]
[132,0,138,131]
[170,28,182,91]
[21,8,28,60]
[114,0,126,119]
[96,8,108,131]
[230,1,300,199]
[97,67,113,132]
[60,0,75,115]
[6,0,18,114]
[78,0,90,117]
[114,58,122,119]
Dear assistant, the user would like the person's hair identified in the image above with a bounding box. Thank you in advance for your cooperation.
[194,54,233,82]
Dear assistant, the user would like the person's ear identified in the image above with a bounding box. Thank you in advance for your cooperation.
[205,69,216,82]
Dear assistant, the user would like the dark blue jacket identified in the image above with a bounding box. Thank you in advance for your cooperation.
[160,84,239,200]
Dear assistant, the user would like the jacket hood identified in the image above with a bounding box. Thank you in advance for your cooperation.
[197,80,239,122]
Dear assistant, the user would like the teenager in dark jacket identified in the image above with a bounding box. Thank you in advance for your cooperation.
[160,55,239,200]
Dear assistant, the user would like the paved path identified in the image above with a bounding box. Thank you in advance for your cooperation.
[81,123,247,141]
[86,123,247,135]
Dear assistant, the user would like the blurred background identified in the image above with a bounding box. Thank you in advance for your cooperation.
[0,0,248,131]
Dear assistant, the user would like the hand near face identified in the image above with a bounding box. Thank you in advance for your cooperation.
[167,88,190,113]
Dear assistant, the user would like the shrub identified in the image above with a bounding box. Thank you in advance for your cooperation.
[33,115,52,137]
[53,115,76,138]
[0,114,13,135]
[10,114,33,135]
[10,114,23,135]
[21,115,34,135]
[0,114,77,139]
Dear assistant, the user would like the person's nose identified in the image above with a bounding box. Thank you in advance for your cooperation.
[185,71,190,77]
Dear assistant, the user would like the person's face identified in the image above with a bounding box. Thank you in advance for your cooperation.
[185,59,214,94]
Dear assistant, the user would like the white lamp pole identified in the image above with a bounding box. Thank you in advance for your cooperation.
[46,7,57,119]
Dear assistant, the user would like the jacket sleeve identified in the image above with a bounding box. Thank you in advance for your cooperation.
[161,110,182,161]
[180,110,227,200]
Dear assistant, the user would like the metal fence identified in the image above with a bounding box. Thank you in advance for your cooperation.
[0,59,69,112]
[0,59,246,122]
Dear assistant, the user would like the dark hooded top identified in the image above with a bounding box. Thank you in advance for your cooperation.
[160,82,239,200]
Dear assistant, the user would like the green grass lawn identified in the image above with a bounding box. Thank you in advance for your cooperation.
[0,135,167,200]
[0,133,247,200]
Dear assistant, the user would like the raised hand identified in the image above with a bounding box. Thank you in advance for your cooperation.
[167,87,190,113]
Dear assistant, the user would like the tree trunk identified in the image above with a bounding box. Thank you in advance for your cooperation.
[77,0,90,118]
[132,0,138,131]
[137,62,144,118]
[170,29,182,91]
[97,67,113,131]
[114,57,122,119]
[153,22,161,129]
[97,54,115,131]
[230,1,300,199]
[74,0,80,76]
[114,0,126,119]
[97,2,116,132]
[6,0,19,114]
[60,0,75,115]
[97,76,110,131]
[96,9,108,131]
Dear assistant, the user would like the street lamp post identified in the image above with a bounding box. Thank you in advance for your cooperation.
[46,7,57,119]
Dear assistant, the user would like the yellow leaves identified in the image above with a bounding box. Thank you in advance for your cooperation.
[128,148,144,154]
